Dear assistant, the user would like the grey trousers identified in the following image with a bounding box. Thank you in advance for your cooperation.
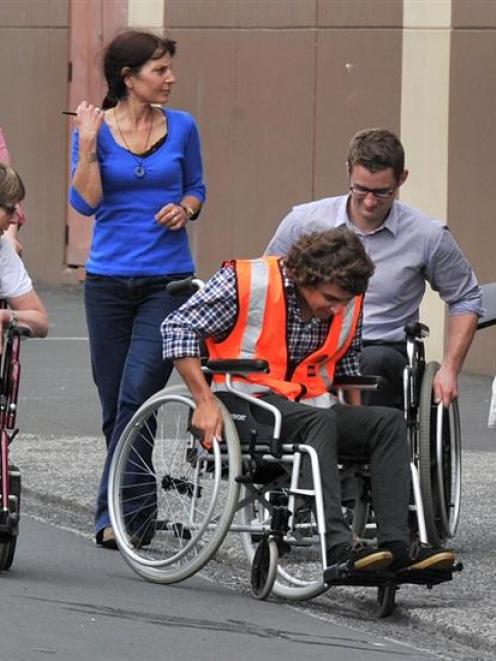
[259,394,410,551]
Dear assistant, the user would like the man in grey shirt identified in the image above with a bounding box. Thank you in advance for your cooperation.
[265,128,482,408]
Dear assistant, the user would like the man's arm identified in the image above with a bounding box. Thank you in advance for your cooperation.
[174,357,223,449]
[426,227,482,406]
[265,208,300,256]
[161,265,239,448]
[6,289,49,338]
[433,312,477,407]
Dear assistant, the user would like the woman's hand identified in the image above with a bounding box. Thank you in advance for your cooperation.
[155,203,188,231]
[75,101,105,143]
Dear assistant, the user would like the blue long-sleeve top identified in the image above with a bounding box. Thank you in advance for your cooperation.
[70,107,206,276]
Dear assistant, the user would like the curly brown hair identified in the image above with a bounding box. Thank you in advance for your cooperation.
[284,228,374,295]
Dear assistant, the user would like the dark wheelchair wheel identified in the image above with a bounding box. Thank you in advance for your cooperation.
[251,537,278,600]
[418,362,462,546]
[0,464,21,571]
[377,583,396,618]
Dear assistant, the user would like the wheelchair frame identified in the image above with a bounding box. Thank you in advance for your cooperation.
[402,322,462,546]
[108,357,461,618]
[0,320,29,572]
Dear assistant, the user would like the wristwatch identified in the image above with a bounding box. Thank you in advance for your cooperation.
[180,204,195,220]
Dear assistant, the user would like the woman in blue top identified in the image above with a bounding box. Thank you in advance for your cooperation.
[69,30,206,549]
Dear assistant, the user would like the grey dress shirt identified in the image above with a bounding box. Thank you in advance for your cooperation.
[265,195,483,343]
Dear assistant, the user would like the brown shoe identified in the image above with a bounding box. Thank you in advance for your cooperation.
[327,541,393,571]
[386,541,455,572]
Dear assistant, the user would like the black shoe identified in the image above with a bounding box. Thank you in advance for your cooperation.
[96,527,118,550]
[385,541,456,572]
[327,541,393,571]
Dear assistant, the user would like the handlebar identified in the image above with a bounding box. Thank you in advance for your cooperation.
[166,277,204,297]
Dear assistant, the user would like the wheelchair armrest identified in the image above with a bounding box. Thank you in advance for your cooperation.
[332,375,383,391]
[203,359,269,374]
[404,321,430,340]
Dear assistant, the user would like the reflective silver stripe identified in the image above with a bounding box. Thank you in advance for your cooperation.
[239,259,270,359]
[318,362,332,388]
[316,300,357,388]
[337,300,356,349]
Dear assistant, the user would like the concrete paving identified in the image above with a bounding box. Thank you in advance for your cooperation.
[9,285,496,659]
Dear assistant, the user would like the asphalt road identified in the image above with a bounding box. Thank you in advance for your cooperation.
[4,520,431,661]
[6,285,496,660]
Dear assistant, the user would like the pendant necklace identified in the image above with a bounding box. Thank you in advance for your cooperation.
[114,107,154,179]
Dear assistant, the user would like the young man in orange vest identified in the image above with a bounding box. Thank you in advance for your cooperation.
[161,228,455,575]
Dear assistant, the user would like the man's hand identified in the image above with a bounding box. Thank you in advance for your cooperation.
[190,398,224,450]
[432,363,458,408]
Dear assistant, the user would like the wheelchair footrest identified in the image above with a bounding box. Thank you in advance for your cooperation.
[324,561,463,588]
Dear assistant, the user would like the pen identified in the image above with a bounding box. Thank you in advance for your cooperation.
[61,111,77,116]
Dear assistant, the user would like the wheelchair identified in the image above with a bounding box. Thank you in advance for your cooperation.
[108,354,461,618]
[353,322,462,549]
[0,317,30,572]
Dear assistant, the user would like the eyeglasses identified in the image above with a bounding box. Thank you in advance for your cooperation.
[349,183,396,200]
[0,203,17,217]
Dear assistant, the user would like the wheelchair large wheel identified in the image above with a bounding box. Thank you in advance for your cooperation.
[418,361,462,546]
[109,388,241,584]
[0,464,21,572]
[239,484,327,601]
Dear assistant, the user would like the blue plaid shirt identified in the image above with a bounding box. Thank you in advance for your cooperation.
[161,261,362,378]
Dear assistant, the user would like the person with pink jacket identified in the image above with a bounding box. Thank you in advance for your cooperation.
[0,126,26,254]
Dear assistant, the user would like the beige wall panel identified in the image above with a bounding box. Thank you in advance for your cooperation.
[168,29,315,278]
[165,0,238,28]
[313,29,402,198]
[0,0,68,25]
[449,30,496,374]
[318,0,402,27]
[0,27,69,283]
[453,0,496,27]
[401,26,451,363]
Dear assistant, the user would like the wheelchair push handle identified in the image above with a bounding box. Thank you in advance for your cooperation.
[166,276,204,297]
[404,321,430,341]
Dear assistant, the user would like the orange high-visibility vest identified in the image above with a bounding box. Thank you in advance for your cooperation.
[205,257,363,402]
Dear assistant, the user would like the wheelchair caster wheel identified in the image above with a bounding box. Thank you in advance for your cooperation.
[377,583,396,618]
[251,537,278,600]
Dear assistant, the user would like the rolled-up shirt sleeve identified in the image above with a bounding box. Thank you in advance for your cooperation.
[161,265,238,360]
[426,227,483,317]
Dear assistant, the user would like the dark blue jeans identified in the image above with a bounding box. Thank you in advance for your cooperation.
[84,273,191,538]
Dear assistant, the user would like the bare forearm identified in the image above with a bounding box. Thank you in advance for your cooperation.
[174,357,215,404]
[72,142,103,208]
[7,290,49,338]
[174,356,223,448]
[443,313,478,373]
